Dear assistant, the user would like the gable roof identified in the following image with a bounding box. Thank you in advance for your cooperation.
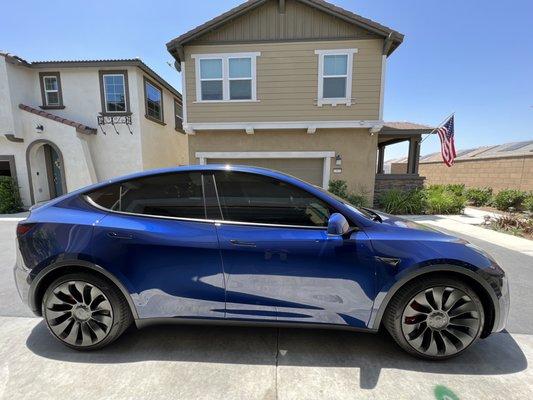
[1,53,181,100]
[166,0,403,68]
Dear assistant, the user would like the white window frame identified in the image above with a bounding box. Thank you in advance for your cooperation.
[192,52,260,103]
[315,49,357,107]
[43,75,60,106]
[103,73,127,114]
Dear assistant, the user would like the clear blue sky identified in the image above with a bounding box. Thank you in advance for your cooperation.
[2,0,532,159]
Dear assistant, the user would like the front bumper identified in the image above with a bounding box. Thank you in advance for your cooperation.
[493,273,510,333]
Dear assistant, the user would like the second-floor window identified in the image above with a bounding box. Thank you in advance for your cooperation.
[99,70,130,114]
[315,49,357,106]
[144,77,164,123]
[193,52,260,102]
[174,98,184,133]
[39,72,63,108]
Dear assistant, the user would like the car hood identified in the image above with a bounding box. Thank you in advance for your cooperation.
[366,209,441,233]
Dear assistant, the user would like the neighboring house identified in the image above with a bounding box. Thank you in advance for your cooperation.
[393,140,532,192]
[166,0,431,202]
[0,53,188,208]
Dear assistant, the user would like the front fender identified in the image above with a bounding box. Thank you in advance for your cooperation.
[369,263,501,332]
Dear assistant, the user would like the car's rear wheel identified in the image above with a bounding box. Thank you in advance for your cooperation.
[384,276,484,360]
[42,272,132,350]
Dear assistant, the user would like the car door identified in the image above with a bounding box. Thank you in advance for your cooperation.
[211,171,376,328]
[88,171,226,320]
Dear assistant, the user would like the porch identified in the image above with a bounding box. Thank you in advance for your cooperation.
[374,122,434,203]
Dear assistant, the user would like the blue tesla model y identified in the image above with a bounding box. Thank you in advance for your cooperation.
[14,165,509,359]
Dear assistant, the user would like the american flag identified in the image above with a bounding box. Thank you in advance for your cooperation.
[437,115,457,167]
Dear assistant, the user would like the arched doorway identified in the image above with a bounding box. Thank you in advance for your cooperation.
[26,140,67,204]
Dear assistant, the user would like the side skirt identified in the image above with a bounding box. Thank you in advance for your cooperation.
[135,317,378,333]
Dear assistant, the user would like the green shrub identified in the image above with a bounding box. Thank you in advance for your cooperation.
[444,184,465,197]
[346,193,368,208]
[328,179,349,199]
[424,186,466,214]
[377,189,425,215]
[523,194,533,213]
[465,187,493,206]
[328,179,368,208]
[0,176,22,214]
[493,189,527,211]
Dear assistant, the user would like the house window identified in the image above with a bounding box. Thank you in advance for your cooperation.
[199,59,223,100]
[229,58,252,100]
[193,52,260,102]
[315,49,357,106]
[99,70,130,114]
[174,98,184,133]
[144,77,164,123]
[39,72,63,108]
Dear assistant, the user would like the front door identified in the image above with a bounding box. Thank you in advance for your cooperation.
[212,171,376,328]
[44,144,64,198]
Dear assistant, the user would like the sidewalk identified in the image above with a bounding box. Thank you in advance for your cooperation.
[0,212,28,221]
[403,208,533,256]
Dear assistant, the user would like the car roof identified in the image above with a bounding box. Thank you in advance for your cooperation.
[104,164,302,184]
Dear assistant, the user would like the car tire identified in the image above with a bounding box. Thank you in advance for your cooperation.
[42,272,132,350]
[384,275,485,360]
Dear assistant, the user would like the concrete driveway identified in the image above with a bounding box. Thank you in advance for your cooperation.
[0,217,532,400]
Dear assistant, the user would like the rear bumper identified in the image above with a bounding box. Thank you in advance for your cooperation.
[13,246,38,315]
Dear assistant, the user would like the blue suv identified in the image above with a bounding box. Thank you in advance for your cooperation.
[14,165,509,359]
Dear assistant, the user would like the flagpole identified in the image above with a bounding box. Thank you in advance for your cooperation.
[419,112,455,144]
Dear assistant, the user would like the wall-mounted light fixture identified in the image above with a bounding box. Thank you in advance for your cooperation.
[35,124,44,133]
[335,154,342,166]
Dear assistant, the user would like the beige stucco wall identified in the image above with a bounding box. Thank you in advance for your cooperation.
[0,58,188,206]
[183,38,383,123]
[419,157,533,192]
[188,129,378,200]
[134,73,189,170]
[0,112,96,207]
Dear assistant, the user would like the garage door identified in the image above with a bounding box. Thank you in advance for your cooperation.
[207,158,324,186]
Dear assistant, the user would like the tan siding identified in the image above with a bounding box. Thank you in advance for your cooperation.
[193,0,378,44]
[184,39,383,123]
[188,129,378,202]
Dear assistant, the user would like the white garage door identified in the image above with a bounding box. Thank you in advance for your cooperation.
[207,158,324,186]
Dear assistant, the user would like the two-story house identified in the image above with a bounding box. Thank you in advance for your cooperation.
[0,53,188,207]
[166,0,432,202]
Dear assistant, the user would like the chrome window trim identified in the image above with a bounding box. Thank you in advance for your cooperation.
[84,195,327,230]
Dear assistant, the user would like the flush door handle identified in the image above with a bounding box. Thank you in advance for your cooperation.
[230,239,256,247]
[107,231,133,240]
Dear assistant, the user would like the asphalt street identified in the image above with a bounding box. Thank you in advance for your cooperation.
[0,218,532,399]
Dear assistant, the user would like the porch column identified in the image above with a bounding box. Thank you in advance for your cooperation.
[377,145,385,174]
[407,138,420,174]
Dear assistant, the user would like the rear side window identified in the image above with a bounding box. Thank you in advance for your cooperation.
[86,172,205,219]
[214,171,332,227]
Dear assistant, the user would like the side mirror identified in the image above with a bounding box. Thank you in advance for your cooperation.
[327,213,350,236]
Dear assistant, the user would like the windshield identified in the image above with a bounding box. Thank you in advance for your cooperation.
[314,186,375,220]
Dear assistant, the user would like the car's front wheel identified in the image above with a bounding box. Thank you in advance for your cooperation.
[42,272,132,350]
[384,275,484,360]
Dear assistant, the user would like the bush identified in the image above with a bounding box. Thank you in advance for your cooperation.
[444,184,465,197]
[328,179,349,199]
[465,187,493,206]
[490,214,533,238]
[0,176,22,214]
[424,185,466,214]
[493,189,527,211]
[328,179,368,207]
[524,194,533,213]
[377,189,425,215]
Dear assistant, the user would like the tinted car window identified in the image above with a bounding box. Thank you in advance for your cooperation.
[86,172,205,219]
[214,171,333,227]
